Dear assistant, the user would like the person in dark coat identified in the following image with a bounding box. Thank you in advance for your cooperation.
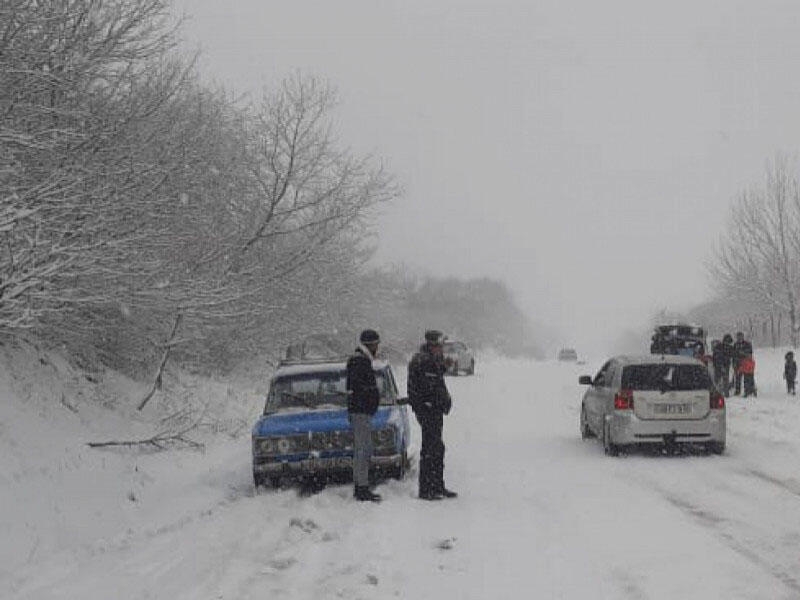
[712,337,732,396]
[785,351,797,395]
[710,339,722,387]
[733,332,753,395]
[346,329,382,502]
[721,334,735,394]
[407,329,456,501]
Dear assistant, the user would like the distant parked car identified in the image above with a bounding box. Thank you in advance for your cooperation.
[557,348,578,362]
[578,354,725,455]
[252,357,411,488]
[442,340,475,375]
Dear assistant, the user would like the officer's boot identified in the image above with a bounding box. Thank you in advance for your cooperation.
[354,486,381,502]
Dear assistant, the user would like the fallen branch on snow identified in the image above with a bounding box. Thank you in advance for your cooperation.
[87,422,204,451]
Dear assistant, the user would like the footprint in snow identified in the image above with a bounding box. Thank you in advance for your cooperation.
[435,537,456,550]
[290,517,319,533]
[267,556,298,571]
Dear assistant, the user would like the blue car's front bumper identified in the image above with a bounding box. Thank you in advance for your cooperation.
[252,406,409,479]
[253,452,404,476]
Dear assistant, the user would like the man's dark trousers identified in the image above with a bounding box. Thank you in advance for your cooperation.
[417,412,445,495]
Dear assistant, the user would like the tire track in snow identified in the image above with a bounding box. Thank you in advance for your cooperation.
[637,465,800,598]
[741,467,800,499]
[658,489,800,596]
[8,481,257,597]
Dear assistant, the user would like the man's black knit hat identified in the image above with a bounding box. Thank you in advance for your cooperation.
[359,329,380,344]
[425,330,444,344]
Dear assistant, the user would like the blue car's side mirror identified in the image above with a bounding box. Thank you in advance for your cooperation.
[579,375,592,385]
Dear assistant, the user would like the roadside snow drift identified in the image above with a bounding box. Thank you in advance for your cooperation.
[3,344,800,599]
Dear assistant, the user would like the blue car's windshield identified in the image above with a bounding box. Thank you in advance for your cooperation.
[265,369,397,413]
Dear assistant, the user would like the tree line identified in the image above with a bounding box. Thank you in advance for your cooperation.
[1,1,543,407]
[695,155,800,348]
[347,269,544,360]
[0,0,398,405]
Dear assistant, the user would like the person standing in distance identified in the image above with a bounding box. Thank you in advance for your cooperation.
[346,329,382,502]
[408,329,456,501]
[785,351,797,396]
[733,331,753,396]
[720,334,735,396]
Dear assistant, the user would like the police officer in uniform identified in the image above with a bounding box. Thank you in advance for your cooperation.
[407,330,457,500]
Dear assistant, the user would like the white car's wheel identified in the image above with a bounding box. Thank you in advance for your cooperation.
[580,406,595,440]
[603,420,620,456]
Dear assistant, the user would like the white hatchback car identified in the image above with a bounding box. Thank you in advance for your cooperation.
[579,355,725,455]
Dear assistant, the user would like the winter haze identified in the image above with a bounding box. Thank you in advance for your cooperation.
[8,2,800,598]
[172,0,800,355]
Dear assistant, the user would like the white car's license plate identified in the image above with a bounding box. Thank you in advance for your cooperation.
[654,403,691,414]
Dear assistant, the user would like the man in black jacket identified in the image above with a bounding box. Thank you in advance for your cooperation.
[408,330,456,501]
[346,329,382,502]
[711,339,731,396]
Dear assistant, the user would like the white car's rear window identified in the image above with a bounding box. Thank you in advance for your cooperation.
[622,364,711,391]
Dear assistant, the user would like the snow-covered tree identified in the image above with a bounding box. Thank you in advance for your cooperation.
[710,157,800,347]
[0,0,182,330]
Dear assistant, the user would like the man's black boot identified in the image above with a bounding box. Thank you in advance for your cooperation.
[440,487,458,499]
[419,490,443,501]
[354,486,381,502]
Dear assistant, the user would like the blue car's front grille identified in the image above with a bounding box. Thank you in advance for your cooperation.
[310,430,354,451]
[288,434,310,453]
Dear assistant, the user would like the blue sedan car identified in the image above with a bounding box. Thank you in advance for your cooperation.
[252,358,411,488]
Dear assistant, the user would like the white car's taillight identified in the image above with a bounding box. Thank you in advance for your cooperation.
[614,389,633,410]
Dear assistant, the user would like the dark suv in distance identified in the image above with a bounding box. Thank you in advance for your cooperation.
[650,324,706,357]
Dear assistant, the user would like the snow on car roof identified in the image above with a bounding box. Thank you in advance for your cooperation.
[274,359,391,378]
[616,354,702,365]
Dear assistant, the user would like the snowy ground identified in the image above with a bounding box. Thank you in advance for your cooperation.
[3,343,800,599]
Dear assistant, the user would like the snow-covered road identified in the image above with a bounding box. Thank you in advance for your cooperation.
[6,353,800,599]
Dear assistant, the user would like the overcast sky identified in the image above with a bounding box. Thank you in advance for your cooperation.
[171,0,800,355]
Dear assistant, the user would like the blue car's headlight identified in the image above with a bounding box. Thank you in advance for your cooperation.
[256,438,278,454]
[254,435,309,455]
[372,427,396,450]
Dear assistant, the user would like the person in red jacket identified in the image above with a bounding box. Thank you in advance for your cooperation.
[739,351,757,398]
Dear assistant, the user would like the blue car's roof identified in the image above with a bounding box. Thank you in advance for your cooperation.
[273,360,392,379]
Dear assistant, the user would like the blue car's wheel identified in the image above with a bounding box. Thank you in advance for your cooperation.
[392,450,409,480]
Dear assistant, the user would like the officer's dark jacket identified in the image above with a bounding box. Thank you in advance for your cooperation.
[346,348,380,415]
[407,345,452,415]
